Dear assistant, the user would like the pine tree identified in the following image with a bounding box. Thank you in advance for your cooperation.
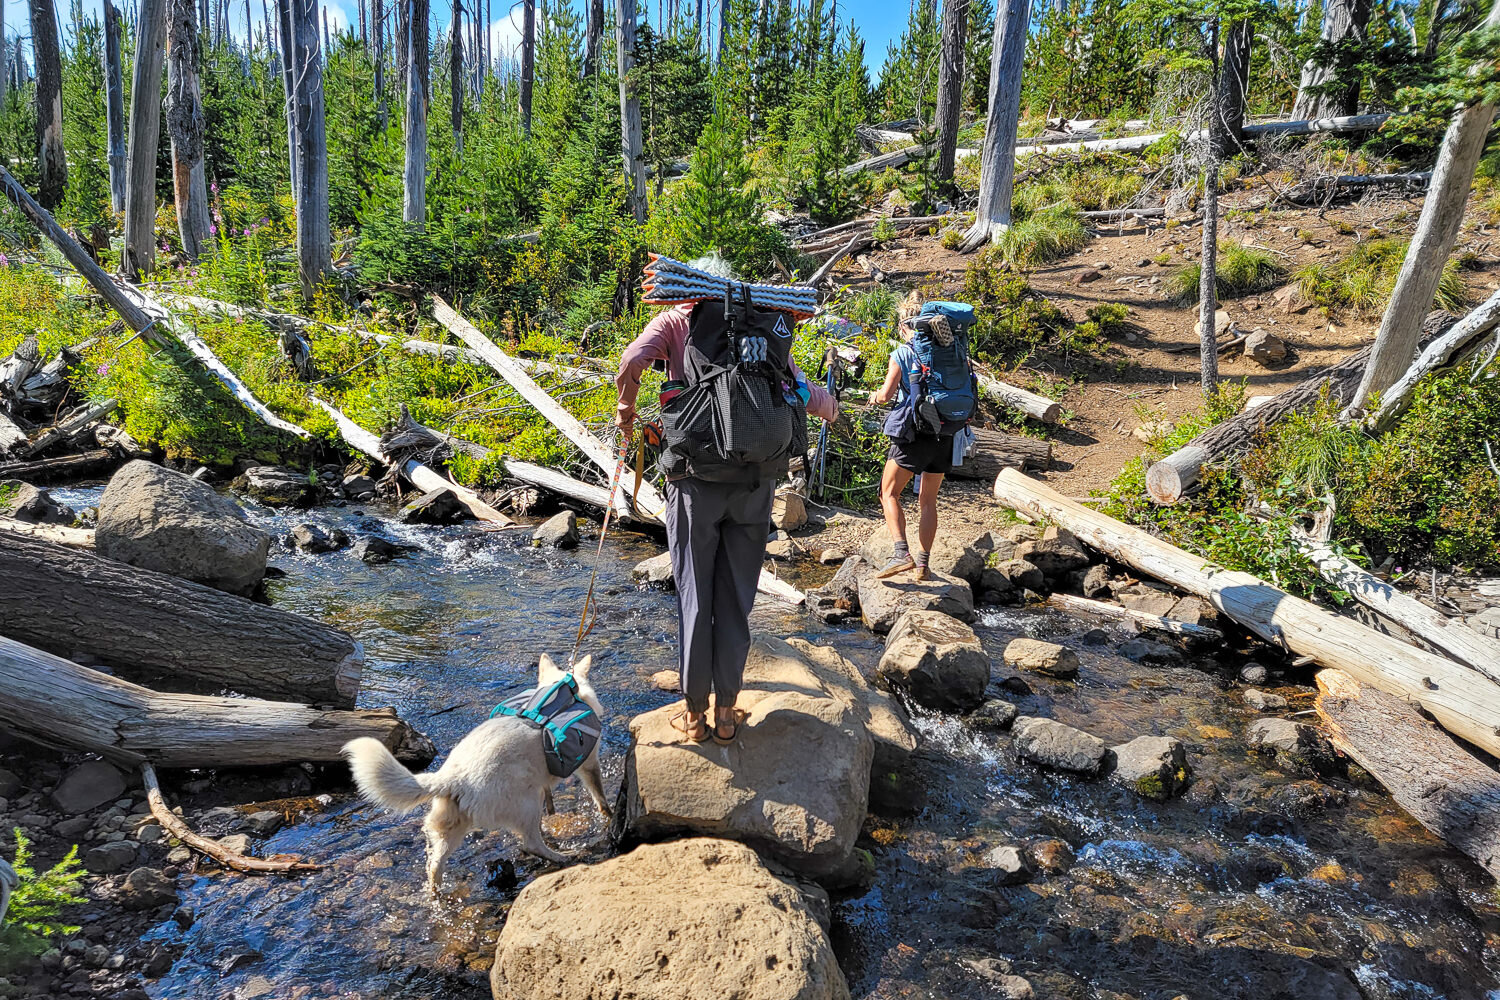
[60,2,111,225]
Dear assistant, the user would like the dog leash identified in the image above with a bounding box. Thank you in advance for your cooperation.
[572,428,635,663]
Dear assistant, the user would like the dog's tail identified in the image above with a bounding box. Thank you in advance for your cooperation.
[342,738,439,813]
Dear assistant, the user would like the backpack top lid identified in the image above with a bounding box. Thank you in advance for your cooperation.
[918,301,977,337]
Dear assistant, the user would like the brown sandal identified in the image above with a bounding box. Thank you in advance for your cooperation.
[669,709,711,743]
[712,709,744,746]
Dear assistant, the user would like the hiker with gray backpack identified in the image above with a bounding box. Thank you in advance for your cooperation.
[870,299,979,580]
[615,255,839,746]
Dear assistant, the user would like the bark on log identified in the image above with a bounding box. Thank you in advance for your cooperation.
[123,0,168,279]
[975,370,1062,423]
[141,762,321,872]
[19,398,117,457]
[1295,532,1500,682]
[310,396,514,525]
[1369,287,1500,432]
[1049,592,1223,642]
[0,414,25,457]
[518,0,535,135]
[0,636,432,769]
[1146,311,1455,503]
[1315,668,1500,881]
[932,0,967,183]
[946,426,1051,479]
[0,448,113,480]
[1283,171,1431,205]
[806,234,869,287]
[287,0,331,298]
[0,531,365,707]
[992,467,1500,758]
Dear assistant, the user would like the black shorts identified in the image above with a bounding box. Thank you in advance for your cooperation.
[888,434,955,475]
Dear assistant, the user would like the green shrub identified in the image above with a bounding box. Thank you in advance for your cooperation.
[1294,237,1467,316]
[960,247,1068,362]
[994,205,1090,269]
[5,828,87,938]
[1167,242,1285,305]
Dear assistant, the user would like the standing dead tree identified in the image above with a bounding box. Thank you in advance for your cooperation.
[958,0,1031,251]
[617,0,646,221]
[167,0,211,261]
[123,0,168,280]
[1292,0,1372,119]
[103,0,127,212]
[404,0,429,226]
[933,0,967,185]
[28,0,65,209]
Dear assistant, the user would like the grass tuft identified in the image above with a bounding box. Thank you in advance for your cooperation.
[1294,237,1467,316]
[1167,241,1286,305]
[995,204,1090,269]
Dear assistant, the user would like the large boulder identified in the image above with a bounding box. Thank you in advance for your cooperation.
[878,609,990,712]
[1012,717,1108,775]
[491,838,848,1000]
[96,460,270,596]
[51,760,126,814]
[619,636,874,881]
[399,487,469,525]
[807,555,864,624]
[858,523,989,585]
[787,638,917,774]
[857,568,974,634]
[231,465,312,508]
[0,480,73,524]
[772,488,808,531]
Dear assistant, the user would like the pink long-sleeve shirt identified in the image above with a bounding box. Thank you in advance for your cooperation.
[614,304,839,426]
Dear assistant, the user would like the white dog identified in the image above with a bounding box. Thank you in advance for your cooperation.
[342,653,611,889]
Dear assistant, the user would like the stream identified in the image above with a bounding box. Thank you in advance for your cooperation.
[52,487,1500,1000]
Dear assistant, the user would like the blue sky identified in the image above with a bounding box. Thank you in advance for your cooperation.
[4,0,914,76]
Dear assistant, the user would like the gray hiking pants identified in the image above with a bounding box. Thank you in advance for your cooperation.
[664,476,774,714]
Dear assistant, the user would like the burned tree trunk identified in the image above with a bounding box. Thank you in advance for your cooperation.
[123,0,168,280]
[933,0,967,184]
[167,0,211,261]
[373,0,385,115]
[449,0,463,153]
[616,0,646,221]
[286,0,330,298]
[520,0,535,134]
[1292,0,1372,119]
[1215,17,1252,159]
[585,0,605,75]
[103,0,127,213]
[28,0,66,210]
[958,0,1031,251]
[403,0,429,226]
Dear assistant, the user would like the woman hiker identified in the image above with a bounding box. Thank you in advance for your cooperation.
[869,296,978,581]
[614,256,839,745]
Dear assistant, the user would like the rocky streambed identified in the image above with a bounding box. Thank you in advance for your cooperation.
[1,479,1497,1000]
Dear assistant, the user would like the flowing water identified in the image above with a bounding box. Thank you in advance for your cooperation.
[53,489,1499,1000]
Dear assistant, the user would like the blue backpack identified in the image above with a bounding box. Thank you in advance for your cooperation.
[910,301,977,426]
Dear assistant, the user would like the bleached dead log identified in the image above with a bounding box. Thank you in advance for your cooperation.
[142,762,321,873]
[0,635,433,769]
[0,335,40,412]
[1368,287,1500,432]
[1282,171,1431,205]
[992,467,1500,758]
[19,397,117,457]
[807,234,869,287]
[1077,206,1166,221]
[18,336,97,408]
[0,516,94,548]
[309,397,513,526]
[431,295,667,522]
[1049,592,1223,642]
[1316,668,1500,881]
[974,370,1062,423]
[0,531,365,707]
[1294,532,1500,683]
[505,459,623,513]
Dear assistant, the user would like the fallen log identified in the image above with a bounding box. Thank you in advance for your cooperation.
[1146,310,1456,504]
[0,516,94,548]
[946,427,1052,479]
[310,397,514,526]
[1077,206,1166,221]
[0,413,25,457]
[19,397,117,457]
[0,335,40,413]
[1282,171,1431,205]
[992,467,1500,758]
[974,370,1063,423]
[0,635,433,769]
[141,762,320,873]
[807,234,870,287]
[1294,532,1500,683]
[1315,668,1500,881]
[0,165,308,440]
[505,459,622,513]
[0,448,113,481]
[0,531,365,707]
[1368,287,1500,432]
[17,337,95,409]
[1048,592,1223,642]
[431,295,668,522]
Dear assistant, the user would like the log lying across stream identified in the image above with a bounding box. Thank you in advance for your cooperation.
[0,636,433,769]
[992,468,1500,759]
[0,532,365,707]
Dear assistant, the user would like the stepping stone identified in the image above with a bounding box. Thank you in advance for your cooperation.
[1012,717,1107,775]
[878,609,991,712]
[857,569,974,634]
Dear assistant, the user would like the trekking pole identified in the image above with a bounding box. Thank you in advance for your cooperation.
[572,426,633,663]
[813,358,838,500]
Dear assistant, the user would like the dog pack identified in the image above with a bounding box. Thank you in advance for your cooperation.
[491,673,601,779]
[657,285,808,483]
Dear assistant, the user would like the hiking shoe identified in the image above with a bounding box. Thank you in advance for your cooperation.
[912,564,930,582]
[875,553,916,579]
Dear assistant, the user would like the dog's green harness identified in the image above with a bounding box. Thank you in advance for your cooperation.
[490,673,601,779]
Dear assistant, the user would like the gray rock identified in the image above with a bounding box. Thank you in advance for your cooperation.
[1243,689,1288,711]
[807,556,863,624]
[857,568,975,634]
[859,524,989,585]
[632,551,674,587]
[1118,638,1183,665]
[1248,718,1342,777]
[1080,563,1111,599]
[771,488,807,531]
[84,841,139,874]
[1080,628,1110,646]
[218,834,254,856]
[54,815,92,839]
[977,567,1019,605]
[1003,638,1079,678]
[878,610,991,712]
[765,538,804,561]
[1024,838,1075,874]
[0,480,74,524]
[0,767,19,798]
[119,868,178,910]
[341,474,378,500]
[96,460,270,596]
[399,487,468,525]
[1012,717,1108,775]
[649,670,679,692]
[1013,527,1091,579]
[1109,735,1189,799]
[290,522,349,554]
[51,761,126,814]
[1245,327,1288,365]
[1001,524,1038,545]
[965,959,1034,999]
[240,810,283,837]
[137,823,163,844]
[817,548,849,564]
[533,510,580,549]
[352,535,419,564]
[1239,661,1269,685]
[232,466,312,507]
[967,698,1019,729]
[1117,582,1178,617]
[982,845,1032,886]
[992,558,1044,592]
